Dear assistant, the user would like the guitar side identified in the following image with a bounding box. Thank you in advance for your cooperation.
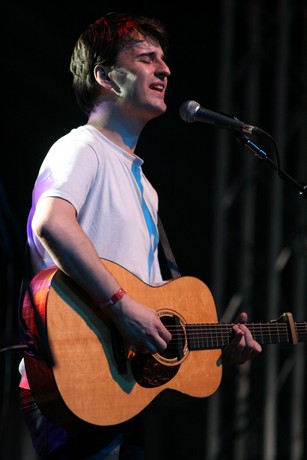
[22,259,222,428]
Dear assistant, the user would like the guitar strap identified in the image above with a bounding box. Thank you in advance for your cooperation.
[158,214,181,279]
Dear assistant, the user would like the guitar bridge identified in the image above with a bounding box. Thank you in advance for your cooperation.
[110,322,128,375]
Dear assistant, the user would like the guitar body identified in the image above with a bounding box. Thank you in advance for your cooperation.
[22,259,222,429]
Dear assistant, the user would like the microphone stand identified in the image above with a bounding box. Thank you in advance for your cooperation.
[234,132,307,200]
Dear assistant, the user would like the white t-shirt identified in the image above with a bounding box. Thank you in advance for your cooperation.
[20,125,163,389]
[28,125,162,283]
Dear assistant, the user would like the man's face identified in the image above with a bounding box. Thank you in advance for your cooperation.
[108,33,171,123]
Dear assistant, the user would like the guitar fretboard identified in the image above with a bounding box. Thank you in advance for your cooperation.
[167,322,307,351]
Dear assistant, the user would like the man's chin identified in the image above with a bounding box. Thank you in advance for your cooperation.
[152,101,167,116]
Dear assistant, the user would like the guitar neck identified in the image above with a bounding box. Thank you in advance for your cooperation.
[186,321,307,351]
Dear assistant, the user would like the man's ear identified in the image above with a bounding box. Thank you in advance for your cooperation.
[94,65,112,87]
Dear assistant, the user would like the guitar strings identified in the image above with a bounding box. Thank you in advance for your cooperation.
[160,323,307,349]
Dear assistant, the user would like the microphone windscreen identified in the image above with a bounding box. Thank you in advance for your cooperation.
[179,100,200,123]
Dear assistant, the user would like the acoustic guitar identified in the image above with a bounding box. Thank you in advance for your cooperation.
[22,258,306,429]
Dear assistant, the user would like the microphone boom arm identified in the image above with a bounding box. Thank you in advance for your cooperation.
[234,132,307,200]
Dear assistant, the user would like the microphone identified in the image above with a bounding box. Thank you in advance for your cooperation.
[179,100,262,135]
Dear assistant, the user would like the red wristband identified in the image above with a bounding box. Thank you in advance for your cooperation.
[102,287,126,306]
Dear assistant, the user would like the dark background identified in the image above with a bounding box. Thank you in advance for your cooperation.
[1,1,306,459]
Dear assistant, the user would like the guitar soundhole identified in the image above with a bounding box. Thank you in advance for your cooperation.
[131,313,186,388]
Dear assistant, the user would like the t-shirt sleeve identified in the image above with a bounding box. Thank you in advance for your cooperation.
[33,138,99,213]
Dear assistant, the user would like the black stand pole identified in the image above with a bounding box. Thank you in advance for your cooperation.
[234,132,307,200]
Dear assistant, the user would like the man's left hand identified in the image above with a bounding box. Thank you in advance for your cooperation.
[221,311,262,365]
